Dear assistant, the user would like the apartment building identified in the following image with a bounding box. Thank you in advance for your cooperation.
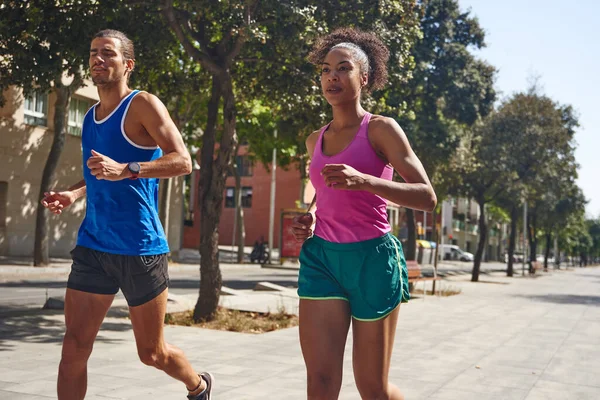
[0,82,184,258]
[183,144,403,250]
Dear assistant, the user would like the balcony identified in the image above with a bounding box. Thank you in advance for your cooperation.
[453,220,465,231]
[466,223,478,235]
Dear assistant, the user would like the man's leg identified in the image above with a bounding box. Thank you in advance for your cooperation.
[128,288,209,397]
[58,289,115,400]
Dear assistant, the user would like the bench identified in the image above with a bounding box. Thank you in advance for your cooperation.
[530,261,543,274]
[406,260,442,299]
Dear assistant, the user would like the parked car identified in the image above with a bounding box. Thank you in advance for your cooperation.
[504,252,524,263]
[440,244,474,262]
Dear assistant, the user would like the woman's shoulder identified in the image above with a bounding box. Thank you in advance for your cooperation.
[368,114,401,131]
[367,114,405,141]
[306,127,325,157]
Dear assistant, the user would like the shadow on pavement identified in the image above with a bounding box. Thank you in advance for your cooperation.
[518,294,600,306]
[168,278,299,290]
[0,307,131,351]
[0,256,70,266]
[0,280,67,289]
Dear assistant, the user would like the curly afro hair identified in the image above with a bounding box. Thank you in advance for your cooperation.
[308,27,390,92]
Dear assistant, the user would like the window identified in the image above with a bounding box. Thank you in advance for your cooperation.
[68,97,91,136]
[225,187,235,208]
[241,187,253,207]
[24,92,48,126]
[227,155,253,177]
[225,186,253,208]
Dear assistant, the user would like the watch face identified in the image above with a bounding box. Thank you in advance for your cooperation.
[128,162,140,174]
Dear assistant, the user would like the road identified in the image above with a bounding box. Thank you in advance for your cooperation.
[0,263,299,311]
[0,257,528,312]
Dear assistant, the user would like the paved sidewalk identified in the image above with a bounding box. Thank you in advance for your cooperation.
[1,266,599,399]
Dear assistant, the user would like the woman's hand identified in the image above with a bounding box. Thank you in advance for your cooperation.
[321,164,369,190]
[290,213,314,242]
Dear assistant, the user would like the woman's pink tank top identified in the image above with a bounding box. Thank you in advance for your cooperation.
[310,112,394,243]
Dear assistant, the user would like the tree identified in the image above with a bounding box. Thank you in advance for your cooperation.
[539,183,587,268]
[160,0,422,321]
[448,122,511,281]
[394,0,496,260]
[587,218,600,263]
[0,1,118,266]
[454,87,580,281]
[491,182,524,276]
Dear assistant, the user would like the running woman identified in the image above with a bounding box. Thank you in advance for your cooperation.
[291,28,436,400]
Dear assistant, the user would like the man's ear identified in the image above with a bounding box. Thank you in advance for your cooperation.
[126,58,135,73]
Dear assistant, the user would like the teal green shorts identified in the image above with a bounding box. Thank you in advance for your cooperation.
[298,233,410,321]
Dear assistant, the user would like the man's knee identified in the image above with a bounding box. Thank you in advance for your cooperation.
[137,345,168,369]
[60,330,94,364]
[356,381,393,400]
[307,371,341,398]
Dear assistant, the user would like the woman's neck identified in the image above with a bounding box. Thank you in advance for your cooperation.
[330,102,367,130]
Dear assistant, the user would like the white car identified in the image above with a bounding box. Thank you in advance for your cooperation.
[441,244,474,262]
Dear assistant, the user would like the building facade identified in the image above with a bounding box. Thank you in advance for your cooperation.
[182,144,404,250]
[0,83,184,258]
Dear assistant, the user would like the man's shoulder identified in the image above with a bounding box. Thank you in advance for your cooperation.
[128,91,168,121]
[130,91,162,108]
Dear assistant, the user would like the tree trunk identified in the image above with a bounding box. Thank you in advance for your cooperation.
[33,81,74,266]
[431,205,439,292]
[544,233,551,270]
[405,208,417,261]
[472,197,487,282]
[527,210,537,273]
[195,77,223,321]
[507,205,518,277]
[483,210,490,262]
[194,72,238,321]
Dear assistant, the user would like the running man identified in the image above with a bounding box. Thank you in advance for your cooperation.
[41,29,213,400]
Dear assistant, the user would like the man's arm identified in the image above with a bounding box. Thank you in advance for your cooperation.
[66,179,87,200]
[41,179,86,215]
[129,93,192,179]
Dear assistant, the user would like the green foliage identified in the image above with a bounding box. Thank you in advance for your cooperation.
[399,0,496,193]
[588,218,600,259]
[0,0,121,103]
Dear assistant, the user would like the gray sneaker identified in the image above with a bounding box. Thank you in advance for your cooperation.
[187,372,214,400]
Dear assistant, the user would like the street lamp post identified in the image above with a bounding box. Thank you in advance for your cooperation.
[268,129,277,263]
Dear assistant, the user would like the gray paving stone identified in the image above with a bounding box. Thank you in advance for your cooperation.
[1,267,600,399]
[524,380,600,400]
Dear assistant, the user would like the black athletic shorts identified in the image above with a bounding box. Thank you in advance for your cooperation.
[67,245,170,307]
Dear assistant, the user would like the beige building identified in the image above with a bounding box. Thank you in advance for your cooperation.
[440,197,506,261]
[0,81,184,258]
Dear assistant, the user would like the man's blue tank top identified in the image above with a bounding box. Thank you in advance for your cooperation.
[77,90,169,256]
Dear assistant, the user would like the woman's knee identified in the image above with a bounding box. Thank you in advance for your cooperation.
[307,371,342,398]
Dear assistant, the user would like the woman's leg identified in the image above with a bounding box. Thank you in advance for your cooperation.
[299,299,351,400]
[352,305,403,400]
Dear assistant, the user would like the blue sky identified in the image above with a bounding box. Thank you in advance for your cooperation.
[460,0,598,218]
